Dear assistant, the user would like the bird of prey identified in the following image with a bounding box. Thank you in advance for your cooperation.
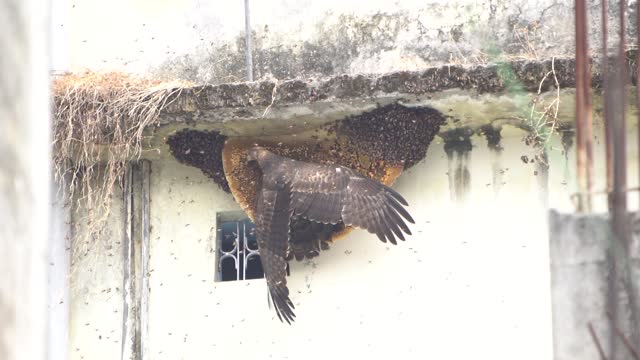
[247,146,415,324]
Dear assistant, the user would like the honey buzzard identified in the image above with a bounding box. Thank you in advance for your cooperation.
[247,146,414,324]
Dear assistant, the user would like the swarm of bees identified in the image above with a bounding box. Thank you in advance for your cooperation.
[167,103,444,246]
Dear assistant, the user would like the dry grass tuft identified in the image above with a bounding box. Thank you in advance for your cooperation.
[53,71,190,244]
[520,56,561,161]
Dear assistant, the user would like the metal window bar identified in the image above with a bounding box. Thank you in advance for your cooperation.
[217,216,262,281]
[242,220,260,278]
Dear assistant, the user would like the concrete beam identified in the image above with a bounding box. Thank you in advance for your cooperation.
[155,53,638,136]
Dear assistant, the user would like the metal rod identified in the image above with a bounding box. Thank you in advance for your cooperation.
[236,222,241,280]
[617,0,639,348]
[632,4,640,351]
[600,2,624,355]
[637,0,640,212]
[121,163,137,360]
[244,0,254,81]
[606,0,625,355]
[140,160,151,360]
[575,0,594,212]
[608,0,640,357]
[588,322,609,360]
[607,310,640,360]
[603,0,614,202]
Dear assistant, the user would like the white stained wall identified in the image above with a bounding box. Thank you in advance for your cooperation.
[144,129,558,360]
[51,0,584,79]
[69,189,126,360]
[67,120,640,360]
[49,0,462,72]
[54,1,640,358]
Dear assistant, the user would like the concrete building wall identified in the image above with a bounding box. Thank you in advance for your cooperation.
[69,184,126,360]
[66,114,640,359]
[55,1,640,359]
[549,211,640,360]
[74,129,543,360]
[144,130,553,359]
[51,0,632,83]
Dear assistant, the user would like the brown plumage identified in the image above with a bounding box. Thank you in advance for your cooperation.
[247,146,415,324]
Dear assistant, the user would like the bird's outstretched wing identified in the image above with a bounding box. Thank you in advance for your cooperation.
[255,176,296,324]
[290,162,414,245]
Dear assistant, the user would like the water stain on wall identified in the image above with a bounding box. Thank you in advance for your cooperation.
[441,128,473,204]
[536,151,550,208]
[480,125,505,196]
[559,126,575,188]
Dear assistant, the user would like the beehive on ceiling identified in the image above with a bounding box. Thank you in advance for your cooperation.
[220,104,444,259]
[167,103,443,260]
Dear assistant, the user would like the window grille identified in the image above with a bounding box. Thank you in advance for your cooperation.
[216,212,264,281]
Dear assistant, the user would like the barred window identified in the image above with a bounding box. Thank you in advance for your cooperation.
[216,212,264,281]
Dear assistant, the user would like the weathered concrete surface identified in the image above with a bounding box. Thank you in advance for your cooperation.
[549,211,640,360]
[68,178,126,360]
[154,53,639,140]
[160,56,578,128]
[143,128,555,360]
[67,106,640,360]
[51,0,638,83]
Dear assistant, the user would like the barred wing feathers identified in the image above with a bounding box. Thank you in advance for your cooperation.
[289,162,414,245]
[255,177,295,324]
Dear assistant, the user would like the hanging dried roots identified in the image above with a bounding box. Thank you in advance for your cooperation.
[52,71,190,245]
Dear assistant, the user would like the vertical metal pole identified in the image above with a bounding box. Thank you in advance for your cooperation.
[140,160,151,360]
[619,0,640,347]
[637,0,640,212]
[236,222,241,280]
[601,0,619,354]
[575,0,594,212]
[608,1,640,358]
[121,163,137,360]
[602,0,614,202]
[244,0,254,81]
[606,0,625,356]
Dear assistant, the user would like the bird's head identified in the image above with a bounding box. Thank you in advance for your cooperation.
[246,146,269,163]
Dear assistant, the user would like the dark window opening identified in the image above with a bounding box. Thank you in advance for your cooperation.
[216,213,263,281]
[215,211,291,282]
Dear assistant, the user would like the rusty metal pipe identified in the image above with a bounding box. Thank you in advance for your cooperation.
[601,0,616,354]
[609,0,640,356]
[637,0,640,211]
[603,0,614,200]
[607,1,627,357]
[575,0,594,212]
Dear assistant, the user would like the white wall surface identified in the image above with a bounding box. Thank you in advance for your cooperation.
[56,1,640,358]
[51,0,600,82]
[69,189,126,360]
[66,119,640,360]
[150,129,554,360]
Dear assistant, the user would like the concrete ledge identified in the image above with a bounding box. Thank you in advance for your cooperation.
[157,52,637,137]
[161,57,577,125]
